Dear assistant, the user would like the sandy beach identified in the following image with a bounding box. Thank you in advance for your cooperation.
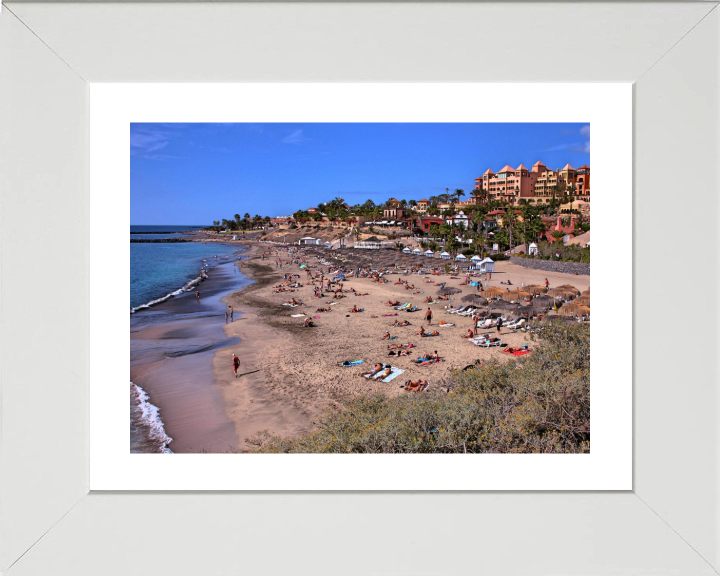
[214,243,589,451]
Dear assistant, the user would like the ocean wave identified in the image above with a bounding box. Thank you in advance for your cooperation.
[130,272,208,314]
[130,381,173,453]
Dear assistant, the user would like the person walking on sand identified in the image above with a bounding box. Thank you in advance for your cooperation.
[545,277,549,291]
[496,316,503,335]
[228,305,234,322]
[195,291,200,300]
[425,308,433,326]
[232,354,240,378]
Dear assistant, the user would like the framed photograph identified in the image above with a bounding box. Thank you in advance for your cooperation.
[2,2,718,575]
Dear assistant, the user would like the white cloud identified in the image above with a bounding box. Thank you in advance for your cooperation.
[282,129,310,144]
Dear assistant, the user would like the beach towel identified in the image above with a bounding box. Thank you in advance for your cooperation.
[380,367,405,383]
[421,333,439,337]
[313,316,320,319]
[503,350,531,357]
[437,322,455,327]
[290,314,306,317]
[340,360,363,367]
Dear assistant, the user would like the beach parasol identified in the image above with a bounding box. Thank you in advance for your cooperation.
[547,288,576,299]
[581,288,590,296]
[532,295,555,306]
[502,289,532,302]
[574,295,590,307]
[481,287,505,298]
[461,294,488,305]
[558,303,591,317]
[438,287,462,296]
[557,284,581,295]
[523,285,546,295]
[488,300,520,311]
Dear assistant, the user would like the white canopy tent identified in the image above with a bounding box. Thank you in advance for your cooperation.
[528,242,539,256]
[424,250,434,257]
[440,251,451,260]
[479,257,495,272]
[455,254,468,261]
[470,255,482,261]
[412,248,422,254]
[402,247,411,253]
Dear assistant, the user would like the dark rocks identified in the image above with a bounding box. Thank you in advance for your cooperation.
[509,256,590,276]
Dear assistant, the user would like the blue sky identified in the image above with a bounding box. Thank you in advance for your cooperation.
[131,123,590,225]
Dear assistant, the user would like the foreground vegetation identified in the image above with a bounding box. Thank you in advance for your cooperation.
[248,323,590,453]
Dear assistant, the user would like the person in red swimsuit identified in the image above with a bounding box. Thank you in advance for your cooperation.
[232,354,240,378]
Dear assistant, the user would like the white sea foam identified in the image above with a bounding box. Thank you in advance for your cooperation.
[130,272,207,314]
[130,381,173,453]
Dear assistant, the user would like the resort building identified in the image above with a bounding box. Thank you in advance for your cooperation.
[415,215,444,234]
[415,199,430,214]
[383,205,406,220]
[474,162,591,205]
[445,210,470,228]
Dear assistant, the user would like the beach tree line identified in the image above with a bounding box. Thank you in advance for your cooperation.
[247,322,590,454]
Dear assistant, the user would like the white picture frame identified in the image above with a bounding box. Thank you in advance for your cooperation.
[1,2,718,574]
[90,82,631,492]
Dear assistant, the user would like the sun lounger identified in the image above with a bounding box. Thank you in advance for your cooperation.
[290,314,306,317]
[448,306,467,315]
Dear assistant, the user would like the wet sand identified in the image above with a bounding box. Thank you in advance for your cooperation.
[130,255,249,453]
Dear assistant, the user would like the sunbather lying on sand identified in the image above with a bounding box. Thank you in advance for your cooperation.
[354,292,369,296]
[387,343,415,350]
[360,364,383,377]
[437,295,450,301]
[421,330,440,337]
[403,379,429,391]
[350,305,363,313]
[388,349,412,357]
[386,300,400,306]
[391,319,411,327]
[316,307,332,312]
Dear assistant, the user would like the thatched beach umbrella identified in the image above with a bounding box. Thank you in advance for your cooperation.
[461,294,488,305]
[524,285,546,295]
[532,295,555,306]
[559,303,591,317]
[557,284,581,295]
[547,288,576,299]
[575,295,590,307]
[489,300,519,311]
[581,288,590,296]
[481,287,505,298]
[501,289,532,302]
[438,287,462,296]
